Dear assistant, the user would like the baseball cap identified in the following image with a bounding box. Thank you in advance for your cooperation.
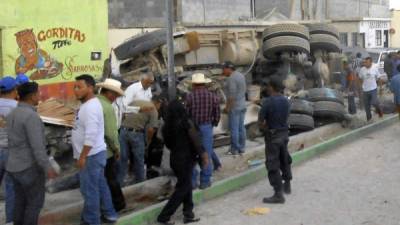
[0,76,18,92]
[16,74,29,85]
[221,61,236,70]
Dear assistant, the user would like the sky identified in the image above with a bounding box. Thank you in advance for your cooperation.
[390,0,400,9]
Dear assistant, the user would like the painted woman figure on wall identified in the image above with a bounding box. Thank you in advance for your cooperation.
[14,29,63,80]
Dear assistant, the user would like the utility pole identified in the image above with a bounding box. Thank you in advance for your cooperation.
[166,0,176,100]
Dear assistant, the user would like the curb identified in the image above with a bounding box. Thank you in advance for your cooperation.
[117,115,397,225]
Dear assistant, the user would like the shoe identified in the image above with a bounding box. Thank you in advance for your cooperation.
[378,110,383,118]
[158,220,175,225]
[225,151,238,157]
[214,165,222,171]
[199,183,211,190]
[183,217,200,224]
[157,220,175,225]
[262,192,285,204]
[101,215,118,224]
[80,221,89,225]
[115,202,127,212]
[283,181,291,194]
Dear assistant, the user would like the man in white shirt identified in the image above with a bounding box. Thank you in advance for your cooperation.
[115,73,154,185]
[358,57,383,121]
[113,73,154,128]
[72,75,118,224]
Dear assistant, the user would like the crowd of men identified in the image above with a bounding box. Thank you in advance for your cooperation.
[0,61,251,225]
[343,51,400,121]
[1,52,399,224]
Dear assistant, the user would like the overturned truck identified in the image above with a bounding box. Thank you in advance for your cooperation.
[108,22,345,136]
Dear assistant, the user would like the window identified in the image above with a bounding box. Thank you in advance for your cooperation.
[352,32,358,47]
[376,30,382,46]
[339,33,348,46]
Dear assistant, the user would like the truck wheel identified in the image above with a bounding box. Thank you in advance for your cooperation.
[288,113,315,131]
[310,34,340,53]
[313,101,346,120]
[307,23,339,39]
[290,99,314,116]
[262,24,309,41]
[114,29,167,60]
[263,36,310,59]
[307,88,344,105]
[381,99,396,114]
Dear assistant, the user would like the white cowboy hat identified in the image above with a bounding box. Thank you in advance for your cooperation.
[191,73,212,84]
[96,78,124,96]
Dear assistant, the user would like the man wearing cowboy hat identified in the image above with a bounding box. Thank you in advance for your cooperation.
[186,73,221,189]
[97,78,126,213]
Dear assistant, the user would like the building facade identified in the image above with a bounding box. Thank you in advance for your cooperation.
[326,0,391,48]
[107,0,391,49]
[390,9,400,48]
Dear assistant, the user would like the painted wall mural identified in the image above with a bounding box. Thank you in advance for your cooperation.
[0,0,109,88]
[15,29,64,80]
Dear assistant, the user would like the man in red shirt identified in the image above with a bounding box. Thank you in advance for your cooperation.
[186,73,221,189]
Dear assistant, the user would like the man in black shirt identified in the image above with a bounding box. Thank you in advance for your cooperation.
[258,76,292,204]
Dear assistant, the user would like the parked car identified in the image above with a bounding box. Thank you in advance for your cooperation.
[366,48,399,75]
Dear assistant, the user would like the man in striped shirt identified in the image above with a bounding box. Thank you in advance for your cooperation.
[186,73,221,189]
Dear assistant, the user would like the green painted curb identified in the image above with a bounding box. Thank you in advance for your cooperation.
[118,115,398,225]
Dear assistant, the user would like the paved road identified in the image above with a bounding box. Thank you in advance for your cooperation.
[173,123,400,225]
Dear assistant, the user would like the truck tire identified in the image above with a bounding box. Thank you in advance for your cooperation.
[313,101,346,120]
[262,24,309,41]
[288,114,315,131]
[307,23,339,39]
[246,122,262,140]
[263,36,310,59]
[307,88,344,105]
[290,99,314,116]
[310,34,341,53]
[114,29,167,60]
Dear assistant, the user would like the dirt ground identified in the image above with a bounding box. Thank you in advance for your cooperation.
[170,122,400,225]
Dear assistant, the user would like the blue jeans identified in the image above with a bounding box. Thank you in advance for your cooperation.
[118,128,146,184]
[79,151,117,225]
[363,89,381,121]
[0,149,14,223]
[9,166,45,225]
[192,124,214,186]
[229,109,247,153]
[211,150,221,169]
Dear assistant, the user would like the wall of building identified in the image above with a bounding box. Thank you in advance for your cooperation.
[359,19,390,48]
[332,22,362,47]
[108,28,160,48]
[327,0,390,20]
[254,0,327,21]
[108,0,166,28]
[390,10,400,48]
[181,0,251,25]
[109,0,252,28]
[0,0,109,88]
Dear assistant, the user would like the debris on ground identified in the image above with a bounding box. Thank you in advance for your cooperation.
[242,207,271,216]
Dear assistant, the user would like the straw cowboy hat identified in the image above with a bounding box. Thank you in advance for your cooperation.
[191,73,211,84]
[96,78,124,96]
